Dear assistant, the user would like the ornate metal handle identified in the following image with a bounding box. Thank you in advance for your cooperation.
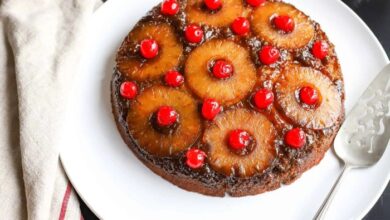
[314,165,352,220]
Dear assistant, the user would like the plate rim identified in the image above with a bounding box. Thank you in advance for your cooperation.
[61,0,390,219]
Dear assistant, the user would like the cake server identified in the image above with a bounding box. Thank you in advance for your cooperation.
[315,63,390,220]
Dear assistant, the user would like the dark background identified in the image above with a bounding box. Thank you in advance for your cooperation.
[80,0,390,219]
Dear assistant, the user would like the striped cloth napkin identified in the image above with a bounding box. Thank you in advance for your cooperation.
[0,0,101,219]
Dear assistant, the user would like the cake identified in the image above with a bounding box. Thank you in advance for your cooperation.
[111,0,345,197]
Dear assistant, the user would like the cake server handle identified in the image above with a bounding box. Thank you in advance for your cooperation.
[314,164,352,220]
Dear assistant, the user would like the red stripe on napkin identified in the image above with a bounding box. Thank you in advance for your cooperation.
[59,183,72,220]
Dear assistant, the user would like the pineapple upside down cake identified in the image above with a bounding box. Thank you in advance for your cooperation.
[111,0,345,196]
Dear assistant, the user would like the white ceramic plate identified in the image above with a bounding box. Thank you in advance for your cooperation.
[61,0,389,219]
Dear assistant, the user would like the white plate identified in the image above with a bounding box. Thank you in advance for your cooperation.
[61,0,389,219]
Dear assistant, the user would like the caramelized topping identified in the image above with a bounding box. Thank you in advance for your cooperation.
[116,23,183,81]
[204,109,276,177]
[275,65,342,129]
[186,0,245,27]
[115,0,344,191]
[185,39,256,105]
[127,86,201,156]
[251,2,315,49]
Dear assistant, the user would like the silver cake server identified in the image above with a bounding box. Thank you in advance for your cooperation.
[315,63,390,220]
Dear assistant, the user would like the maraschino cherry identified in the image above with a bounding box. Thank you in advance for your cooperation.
[273,15,295,33]
[253,88,274,109]
[120,81,138,99]
[228,129,252,151]
[231,17,250,36]
[312,40,329,60]
[165,70,184,87]
[204,0,222,10]
[285,128,306,149]
[156,106,178,127]
[161,0,180,16]
[185,24,204,43]
[202,98,222,120]
[259,45,280,65]
[299,86,319,106]
[212,60,234,79]
[186,148,207,169]
[246,0,266,7]
[140,39,159,59]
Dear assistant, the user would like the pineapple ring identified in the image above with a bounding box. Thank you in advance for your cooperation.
[275,65,342,130]
[186,0,245,27]
[127,85,201,156]
[204,109,276,177]
[251,2,315,49]
[185,39,256,105]
[116,23,183,81]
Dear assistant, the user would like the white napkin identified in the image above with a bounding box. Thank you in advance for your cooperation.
[0,0,101,219]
